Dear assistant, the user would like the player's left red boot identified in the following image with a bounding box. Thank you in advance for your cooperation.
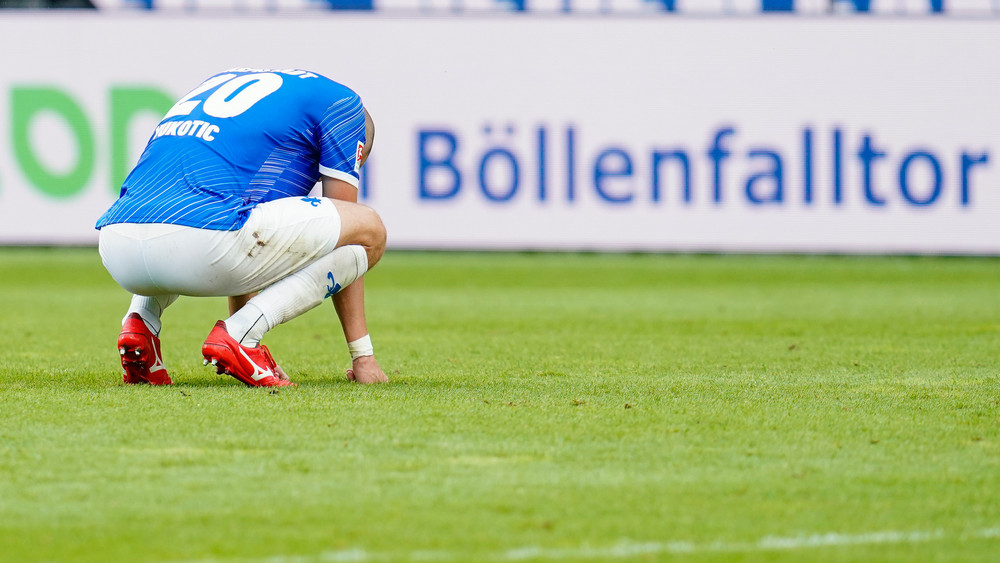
[201,321,295,388]
[117,313,173,385]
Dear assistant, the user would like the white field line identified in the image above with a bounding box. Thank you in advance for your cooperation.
[171,526,1000,563]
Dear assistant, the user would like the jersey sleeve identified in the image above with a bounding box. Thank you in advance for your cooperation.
[316,94,367,188]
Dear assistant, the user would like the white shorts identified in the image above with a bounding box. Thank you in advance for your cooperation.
[99,196,343,297]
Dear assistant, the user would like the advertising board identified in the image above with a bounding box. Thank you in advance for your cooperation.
[0,14,997,253]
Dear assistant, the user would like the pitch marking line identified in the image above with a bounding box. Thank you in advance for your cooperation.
[174,526,1000,562]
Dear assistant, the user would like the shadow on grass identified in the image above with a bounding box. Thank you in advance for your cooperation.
[164,377,379,390]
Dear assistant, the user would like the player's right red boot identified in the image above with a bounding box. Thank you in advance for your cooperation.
[118,313,173,385]
[201,321,295,387]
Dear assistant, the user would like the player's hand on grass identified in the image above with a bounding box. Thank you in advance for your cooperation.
[274,364,291,382]
[346,355,388,384]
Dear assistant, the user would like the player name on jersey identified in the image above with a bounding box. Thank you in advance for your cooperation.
[152,119,221,142]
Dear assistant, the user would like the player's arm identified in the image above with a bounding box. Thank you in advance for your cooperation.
[322,176,387,384]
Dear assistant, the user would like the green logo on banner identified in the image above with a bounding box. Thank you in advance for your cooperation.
[10,85,174,199]
[12,87,95,198]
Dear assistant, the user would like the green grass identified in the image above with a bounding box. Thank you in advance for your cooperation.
[0,248,998,562]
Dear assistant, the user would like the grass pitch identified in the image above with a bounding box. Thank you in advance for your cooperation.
[0,248,998,562]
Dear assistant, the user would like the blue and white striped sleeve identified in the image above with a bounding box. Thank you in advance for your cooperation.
[317,94,367,188]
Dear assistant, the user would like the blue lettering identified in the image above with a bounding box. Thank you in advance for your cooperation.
[708,127,735,204]
[745,148,783,204]
[566,126,576,203]
[858,134,888,206]
[651,149,691,203]
[537,127,547,202]
[412,122,989,211]
[593,148,634,204]
[418,130,461,200]
[960,151,989,206]
[479,148,519,202]
[802,128,813,204]
[898,150,943,206]
[833,128,843,204]
[359,166,370,200]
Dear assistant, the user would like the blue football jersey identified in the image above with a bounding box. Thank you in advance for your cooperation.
[96,68,366,231]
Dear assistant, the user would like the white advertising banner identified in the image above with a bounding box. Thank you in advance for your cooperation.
[0,14,997,253]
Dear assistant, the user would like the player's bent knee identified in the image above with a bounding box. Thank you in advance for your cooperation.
[334,201,387,267]
[361,207,387,268]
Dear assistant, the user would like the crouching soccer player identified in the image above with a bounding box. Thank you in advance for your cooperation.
[96,68,388,386]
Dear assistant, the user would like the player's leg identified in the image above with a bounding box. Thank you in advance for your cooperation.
[330,198,387,269]
[202,197,385,386]
[202,244,366,386]
[125,294,177,337]
[99,225,179,385]
[222,197,385,336]
[221,243,369,345]
[225,199,384,345]
[117,295,177,385]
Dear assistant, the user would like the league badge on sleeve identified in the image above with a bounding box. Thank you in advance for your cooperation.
[355,141,365,172]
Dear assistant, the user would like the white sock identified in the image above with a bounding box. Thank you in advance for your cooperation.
[125,294,178,336]
[224,302,270,348]
[224,245,368,347]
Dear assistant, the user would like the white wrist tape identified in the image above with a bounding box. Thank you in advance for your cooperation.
[348,334,374,360]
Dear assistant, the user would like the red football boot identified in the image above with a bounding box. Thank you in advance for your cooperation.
[118,313,173,385]
[201,321,295,387]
